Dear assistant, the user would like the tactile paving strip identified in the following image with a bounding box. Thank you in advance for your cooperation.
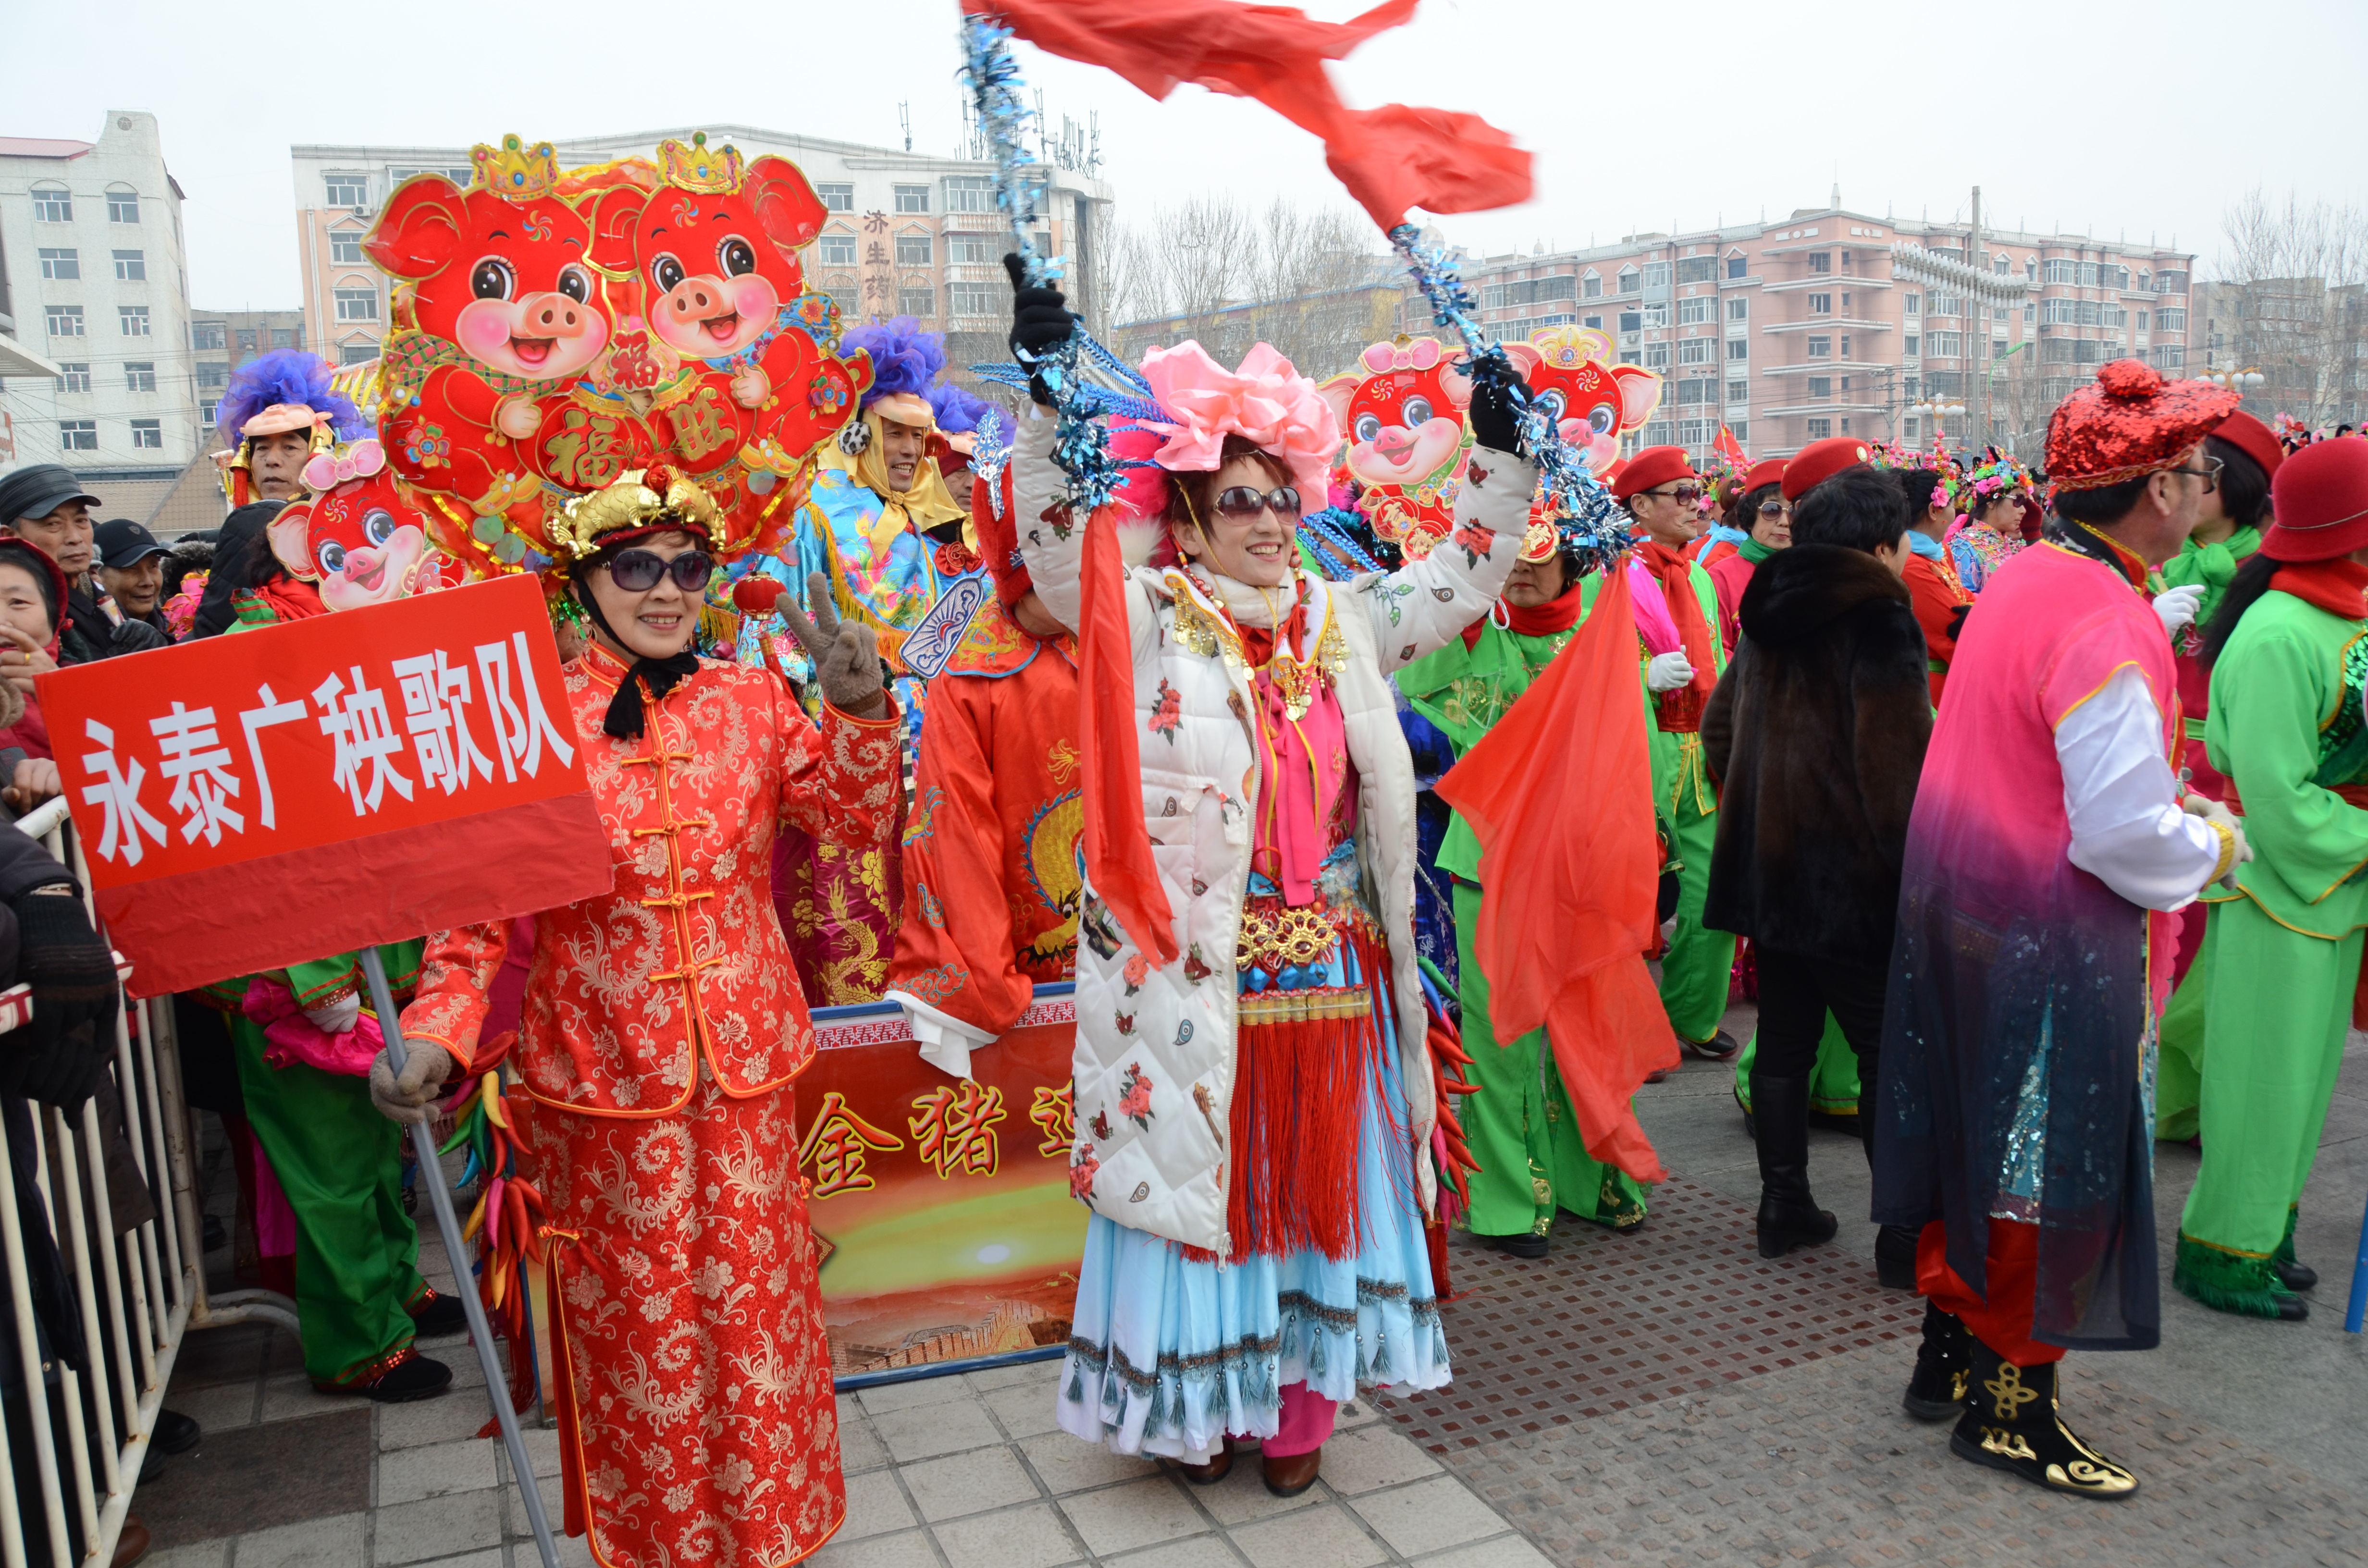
[1389,1176,1922,1452]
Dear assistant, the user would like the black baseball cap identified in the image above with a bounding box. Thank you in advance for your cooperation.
[95,518,172,570]
[0,464,101,527]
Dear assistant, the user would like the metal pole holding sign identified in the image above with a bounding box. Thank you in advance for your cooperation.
[359,948,559,1568]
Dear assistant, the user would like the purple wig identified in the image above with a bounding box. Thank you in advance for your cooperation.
[841,316,947,410]
[214,349,368,443]
[928,382,995,436]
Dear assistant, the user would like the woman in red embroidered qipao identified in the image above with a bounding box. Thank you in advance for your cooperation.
[389,468,903,1567]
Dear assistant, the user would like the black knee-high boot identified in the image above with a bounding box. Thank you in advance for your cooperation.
[1751,1076,1837,1257]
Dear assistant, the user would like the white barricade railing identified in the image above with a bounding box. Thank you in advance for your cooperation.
[0,797,294,1566]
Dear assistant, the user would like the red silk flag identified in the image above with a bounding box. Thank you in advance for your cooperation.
[1078,504,1180,967]
[1435,563,1674,1182]
[969,0,1532,230]
[1715,423,1749,472]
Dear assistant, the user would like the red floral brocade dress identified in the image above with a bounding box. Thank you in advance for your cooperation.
[402,643,904,1568]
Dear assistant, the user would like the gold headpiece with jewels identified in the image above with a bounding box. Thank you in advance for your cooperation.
[547,466,728,561]
[470,134,561,200]
[656,132,746,195]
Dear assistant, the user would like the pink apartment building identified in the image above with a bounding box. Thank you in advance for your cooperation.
[1433,205,2195,464]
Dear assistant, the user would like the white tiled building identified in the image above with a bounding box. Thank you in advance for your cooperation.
[0,112,198,479]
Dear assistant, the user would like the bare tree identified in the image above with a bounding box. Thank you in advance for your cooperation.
[2215,188,2368,428]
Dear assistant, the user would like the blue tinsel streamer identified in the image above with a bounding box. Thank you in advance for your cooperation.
[960,13,1124,514]
[1298,506,1385,580]
[1386,223,1628,572]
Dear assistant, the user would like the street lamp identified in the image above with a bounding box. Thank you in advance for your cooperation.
[2203,368,2266,394]
[1911,394,1964,450]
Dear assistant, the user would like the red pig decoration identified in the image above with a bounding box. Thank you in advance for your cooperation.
[264,440,452,611]
[361,133,871,578]
[1317,336,1474,560]
[1502,326,1662,482]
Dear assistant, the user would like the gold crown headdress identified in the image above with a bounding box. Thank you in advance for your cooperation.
[656,132,746,195]
[470,134,561,200]
[548,466,728,561]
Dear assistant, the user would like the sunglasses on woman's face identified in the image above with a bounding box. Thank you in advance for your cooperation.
[1758,500,1792,518]
[1211,485,1302,520]
[605,548,714,593]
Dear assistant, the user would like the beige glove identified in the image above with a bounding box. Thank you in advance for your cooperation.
[777,572,888,719]
[369,1042,455,1126]
[1645,651,1696,693]
[2183,794,2253,891]
[304,992,360,1034]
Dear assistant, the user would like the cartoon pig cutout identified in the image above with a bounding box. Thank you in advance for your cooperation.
[586,137,871,484]
[1502,326,1662,478]
[1318,338,1474,560]
[266,441,434,612]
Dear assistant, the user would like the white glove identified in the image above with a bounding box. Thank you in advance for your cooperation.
[369,1043,455,1126]
[1645,651,1696,693]
[2183,794,2254,890]
[304,992,360,1034]
[2153,583,2206,638]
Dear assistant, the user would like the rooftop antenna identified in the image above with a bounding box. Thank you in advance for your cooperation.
[898,100,912,153]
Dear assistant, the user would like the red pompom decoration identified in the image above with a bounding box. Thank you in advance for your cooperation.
[2096,359,2161,400]
[731,576,784,614]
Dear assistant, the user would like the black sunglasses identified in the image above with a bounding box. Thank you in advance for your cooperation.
[1757,500,1792,518]
[1212,485,1302,520]
[604,548,714,593]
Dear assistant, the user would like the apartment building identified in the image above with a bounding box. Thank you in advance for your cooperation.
[190,307,308,447]
[0,112,198,479]
[291,129,1110,374]
[1443,206,2194,461]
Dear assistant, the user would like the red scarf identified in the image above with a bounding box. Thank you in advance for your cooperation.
[1079,503,1180,967]
[1461,580,1585,649]
[1635,540,1716,732]
[2270,556,2368,621]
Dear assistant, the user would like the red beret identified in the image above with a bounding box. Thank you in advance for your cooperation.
[1741,457,1787,494]
[2046,360,2238,490]
[1781,436,1872,501]
[2212,409,2283,481]
[1612,445,1697,502]
[2260,436,2368,563]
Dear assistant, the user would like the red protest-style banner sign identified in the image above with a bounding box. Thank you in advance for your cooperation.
[37,574,612,996]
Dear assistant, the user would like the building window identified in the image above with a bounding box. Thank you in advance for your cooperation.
[1618,310,1641,333]
[819,233,859,267]
[236,329,258,353]
[2158,307,2186,332]
[56,364,91,394]
[1840,335,1851,358]
[893,184,930,213]
[192,321,226,351]
[113,249,145,281]
[341,343,377,365]
[899,285,936,317]
[330,229,366,264]
[107,187,138,222]
[1903,293,1921,318]
[125,362,156,392]
[1727,337,1749,360]
[38,247,79,280]
[817,182,854,213]
[895,233,932,266]
[1641,302,1669,328]
[947,232,994,265]
[1675,378,1716,405]
[197,362,228,391]
[273,327,300,348]
[324,175,368,207]
[1806,335,1830,358]
[1582,315,1603,331]
[1728,421,1748,443]
[32,186,72,222]
[1581,270,1602,299]
[2042,259,2078,285]
[129,419,162,450]
[1727,380,1749,404]
[1619,351,1641,366]
[1727,297,1748,321]
[1928,294,1960,318]
[1641,262,1670,289]
[388,165,472,186]
[948,281,996,317]
[1904,335,1920,357]
[1727,255,1747,279]
[1642,343,1670,370]
[335,288,379,322]
[119,306,151,336]
[45,305,84,338]
[1807,377,1832,398]
[1676,255,1717,284]
[1677,296,1714,326]
[59,421,98,452]
[1808,293,1831,315]
[1806,252,1831,274]
[1642,421,1674,447]
[1677,418,1711,447]
[943,175,995,212]
[1806,416,1833,440]
[1617,267,1639,294]
[1929,331,1963,357]
[1677,338,1713,365]
[2153,346,2186,370]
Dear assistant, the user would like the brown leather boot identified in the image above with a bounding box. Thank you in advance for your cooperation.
[111,1515,150,1567]
[1171,1436,1234,1486]
[1261,1444,1321,1497]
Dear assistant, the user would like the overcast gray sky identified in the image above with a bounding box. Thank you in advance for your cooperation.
[11,0,2365,307]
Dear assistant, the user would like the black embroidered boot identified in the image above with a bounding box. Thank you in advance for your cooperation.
[1948,1341,2137,1500]
[1901,1302,1969,1421]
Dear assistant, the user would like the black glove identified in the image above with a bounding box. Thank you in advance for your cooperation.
[1,889,117,1107]
[1005,253,1073,406]
[1467,361,1529,456]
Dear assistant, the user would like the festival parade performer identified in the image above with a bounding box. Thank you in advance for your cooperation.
[1892,463,1975,703]
[1704,456,1789,656]
[1943,455,2033,595]
[1875,360,2249,1499]
[2172,434,2368,1321]
[762,316,966,1004]
[885,458,1086,1072]
[391,466,905,1564]
[1001,269,1525,1494]
[1399,519,1650,1252]
[1607,447,1739,1060]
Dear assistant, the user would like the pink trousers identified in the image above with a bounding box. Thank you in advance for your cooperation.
[1262,1382,1338,1457]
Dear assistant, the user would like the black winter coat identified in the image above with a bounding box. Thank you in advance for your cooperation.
[1701,544,1932,963]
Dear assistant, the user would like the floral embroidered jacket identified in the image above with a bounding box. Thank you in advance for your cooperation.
[402,643,902,1114]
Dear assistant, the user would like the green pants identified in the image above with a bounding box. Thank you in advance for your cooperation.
[1731,1013,1860,1115]
[2156,931,2210,1142]
[2177,896,2362,1279]
[229,1019,425,1385]
[1657,759,1735,1045]
[1453,882,1650,1236]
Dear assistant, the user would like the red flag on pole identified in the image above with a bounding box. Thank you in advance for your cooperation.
[1434,564,1675,1182]
[1715,423,1749,472]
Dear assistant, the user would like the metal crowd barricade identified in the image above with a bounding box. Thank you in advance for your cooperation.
[0,796,294,1566]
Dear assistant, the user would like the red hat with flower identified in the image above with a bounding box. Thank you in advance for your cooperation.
[2045,360,2239,491]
